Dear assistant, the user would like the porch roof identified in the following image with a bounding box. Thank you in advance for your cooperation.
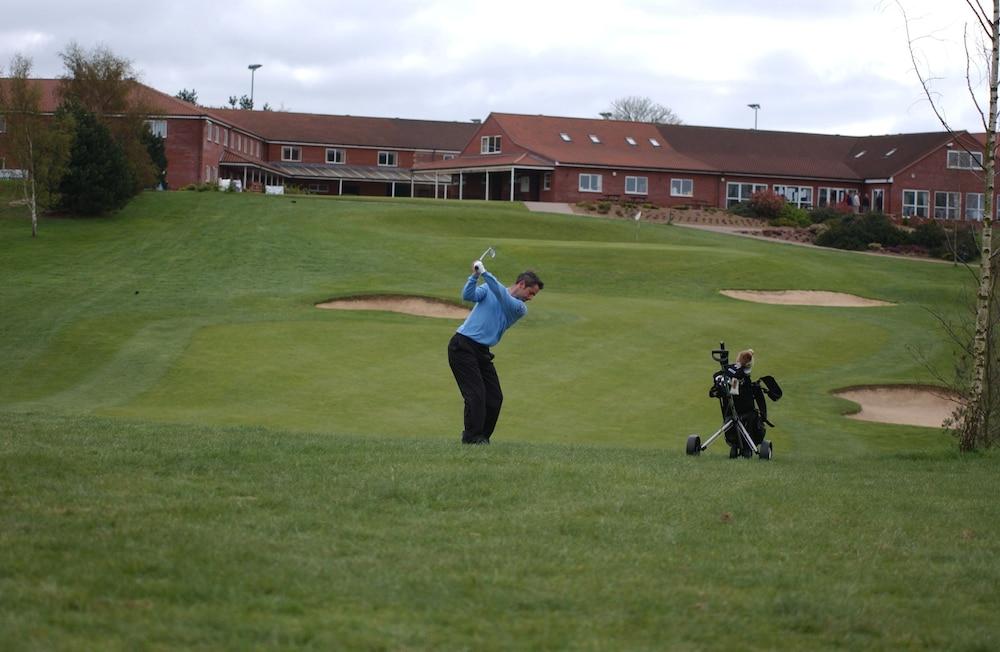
[269,161,451,183]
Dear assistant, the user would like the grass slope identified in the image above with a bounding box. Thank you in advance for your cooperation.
[1,187,997,649]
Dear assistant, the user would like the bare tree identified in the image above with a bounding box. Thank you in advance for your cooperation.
[605,96,682,124]
[901,0,999,450]
[0,54,72,237]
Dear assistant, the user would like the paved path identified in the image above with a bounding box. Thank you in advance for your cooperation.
[523,201,576,215]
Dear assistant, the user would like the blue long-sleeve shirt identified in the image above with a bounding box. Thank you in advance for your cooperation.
[456,271,527,347]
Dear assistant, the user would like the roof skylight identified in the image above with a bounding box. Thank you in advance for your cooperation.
[560,132,571,142]
[589,134,601,143]
[625,136,637,145]
[854,150,867,158]
[884,148,897,157]
[649,138,661,147]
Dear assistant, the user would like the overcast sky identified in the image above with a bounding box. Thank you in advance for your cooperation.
[0,0,990,135]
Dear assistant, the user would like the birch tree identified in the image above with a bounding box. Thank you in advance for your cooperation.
[902,0,999,450]
[0,54,72,237]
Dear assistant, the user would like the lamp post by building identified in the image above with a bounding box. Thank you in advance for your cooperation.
[248,64,262,109]
[747,103,760,130]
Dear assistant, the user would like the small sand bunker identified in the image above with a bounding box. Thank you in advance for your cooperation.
[834,385,962,428]
[316,295,469,319]
[721,290,894,307]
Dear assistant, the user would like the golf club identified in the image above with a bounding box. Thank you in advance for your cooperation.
[474,246,496,274]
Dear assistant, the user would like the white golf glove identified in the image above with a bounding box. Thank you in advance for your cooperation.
[473,260,486,274]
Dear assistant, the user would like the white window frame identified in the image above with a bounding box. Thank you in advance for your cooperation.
[947,149,984,170]
[589,134,601,143]
[519,176,530,192]
[206,120,212,141]
[543,172,551,190]
[256,142,261,158]
[966,192,984,220]
[144,119,167,138]
[480,135,501,154]
[625,136,637,146]
[560,133,571,142]
[934,191,960,219]
[902,189,929,217]
[774,184,814,209]
[443,153,456,160]
[818,187,848,207]
[624,176,648,195]
[649,138,661,147]
[671,178,693,197]
[214,125,220,143]
[726,182,767,208]
[326,148,345,164]
[579,173,602,193]
[223,129,229,147]
[378,151,398,167]
[282,146,301,162]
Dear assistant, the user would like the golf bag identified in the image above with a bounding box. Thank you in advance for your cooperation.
[686,342,782,460]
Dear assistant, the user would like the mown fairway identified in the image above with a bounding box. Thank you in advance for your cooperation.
[2,187,998,650]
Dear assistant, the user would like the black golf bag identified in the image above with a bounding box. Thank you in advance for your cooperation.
[686,342,783,460]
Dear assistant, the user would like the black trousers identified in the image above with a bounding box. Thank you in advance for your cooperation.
[447,332,503,443]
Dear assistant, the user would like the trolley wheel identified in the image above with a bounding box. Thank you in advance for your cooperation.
[759,440,773,460]
[685,435,702,456]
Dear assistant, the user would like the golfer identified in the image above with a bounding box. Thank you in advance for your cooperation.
[448,263,543,444]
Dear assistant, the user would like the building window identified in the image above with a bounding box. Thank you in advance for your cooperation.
[947,149,984,170]
[519,176,530,192]
[224,129,229,147]
[205,165,211,181]
[378,151,398,167]
[902,189,929,217]
[934,191,960,219]
[206,120,212,141]
[625,176,648,195]
[589,134,601,143]
[774,184,814,209]
[649,138,661,147]
[543,172,551,190]
[282,146,301,162]
[214,125,220,143]
[726,182,767,208]
[481,135,501,154]
[560,133,572,142]
[579,173,602,193]
[326,148,345,164]
[625,136,637,146]
[256,142,261,158]
[818,187,848,207]
[144,120,167,138]
[671,178,693,197]
[967,193,984,220]
[443,153,456,160]
[0,116,6,133]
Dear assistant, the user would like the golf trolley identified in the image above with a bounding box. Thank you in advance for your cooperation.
[685,342,782,460]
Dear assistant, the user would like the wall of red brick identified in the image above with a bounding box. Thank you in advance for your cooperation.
[164,118,206,188]
[890,144,988,218]
[551,167,721,206]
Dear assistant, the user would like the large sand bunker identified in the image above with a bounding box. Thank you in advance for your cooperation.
[316,295,469,319]
[834,385,962,429]
[721,290,894,307]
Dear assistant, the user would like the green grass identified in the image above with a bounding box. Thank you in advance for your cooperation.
[1,185,998,649]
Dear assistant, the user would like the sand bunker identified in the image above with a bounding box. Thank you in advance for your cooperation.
[316,295,469,319]
[834,385,962,429]
[721,290,894,307]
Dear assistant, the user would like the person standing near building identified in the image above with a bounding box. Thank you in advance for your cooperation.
[447,262,543,445]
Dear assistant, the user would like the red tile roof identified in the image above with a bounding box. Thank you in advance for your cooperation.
[214,108,478,151]
[0,78,215,118]
[486,113,715,171]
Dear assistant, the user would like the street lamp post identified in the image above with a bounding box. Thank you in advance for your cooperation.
[747,103,760,130]
[248,64,262,109]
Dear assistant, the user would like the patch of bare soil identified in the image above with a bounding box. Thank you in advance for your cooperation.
[834,385,962,429]
[316,295,469,319]
[720,290,894,307]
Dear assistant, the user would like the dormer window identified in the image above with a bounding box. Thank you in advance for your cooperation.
[625,136,637,146]
[481,135,502,154]
[560,132,572,142]
[649,138,661,147]
[589,134,601,143]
